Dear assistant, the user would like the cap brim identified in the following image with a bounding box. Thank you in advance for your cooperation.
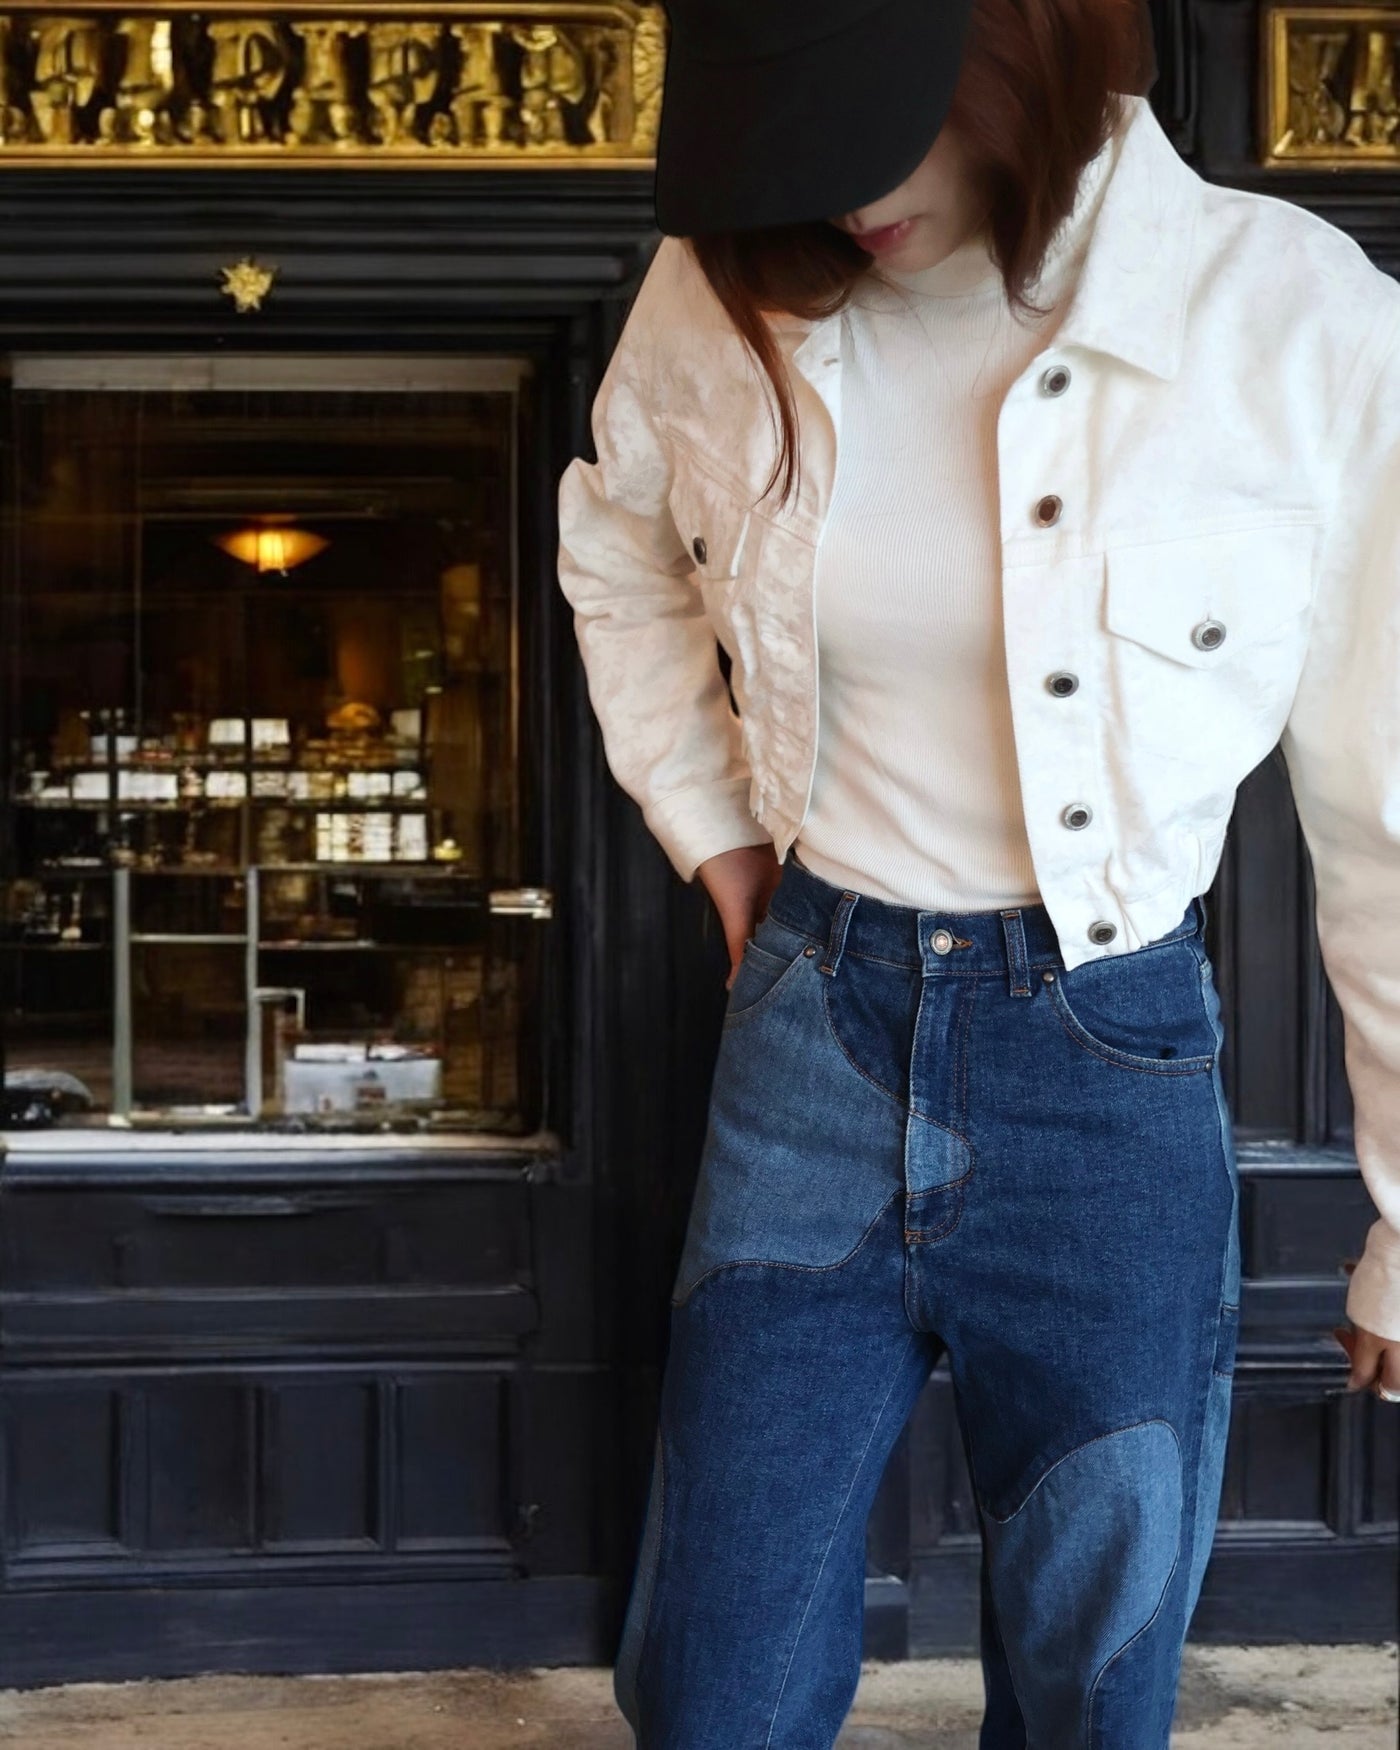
[653,0,977,235]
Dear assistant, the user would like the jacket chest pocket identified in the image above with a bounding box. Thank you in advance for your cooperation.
[1100,521,1319,766]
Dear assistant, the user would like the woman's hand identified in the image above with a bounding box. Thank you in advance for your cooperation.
[1333,1322,1400,1401]
[1334,1260,1400,1400]
[696,841,784,989]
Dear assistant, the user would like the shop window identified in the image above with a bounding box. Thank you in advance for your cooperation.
[1,355,544,1135]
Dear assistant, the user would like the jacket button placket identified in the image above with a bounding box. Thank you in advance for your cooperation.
[1029,462,1118,957]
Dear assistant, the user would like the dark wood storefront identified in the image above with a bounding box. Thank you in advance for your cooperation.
[0,0,1395,1691]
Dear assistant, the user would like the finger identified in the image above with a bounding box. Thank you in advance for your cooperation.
[1375,1342,1400,1401]
[1345,1329,1384,1392]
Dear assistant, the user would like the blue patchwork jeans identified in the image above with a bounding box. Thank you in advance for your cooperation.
[614,850,1241,1749]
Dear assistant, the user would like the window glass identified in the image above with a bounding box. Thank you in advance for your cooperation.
[2,358,539,1135]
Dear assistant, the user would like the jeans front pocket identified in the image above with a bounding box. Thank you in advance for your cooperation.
[723,911,818,1027]
[1043,937,1217,1075]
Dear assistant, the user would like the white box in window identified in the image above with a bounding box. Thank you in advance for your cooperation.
[396,814,428,860]
[119,770,179,801]
[206,770,248,799]
[283,1055,441,1112]
[346,770,393,800]
[72,771,109,800]
[251,718,290,752]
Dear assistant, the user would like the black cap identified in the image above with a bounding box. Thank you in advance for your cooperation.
[652,0,979,236]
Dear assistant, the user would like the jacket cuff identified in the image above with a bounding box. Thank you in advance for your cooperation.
[642,777,774,884]
[1344,1218,1400,1342]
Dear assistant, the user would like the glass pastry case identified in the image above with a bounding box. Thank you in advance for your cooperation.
[1,354,544,1135]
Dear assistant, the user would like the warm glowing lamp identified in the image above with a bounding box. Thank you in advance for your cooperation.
[214,519,329,575]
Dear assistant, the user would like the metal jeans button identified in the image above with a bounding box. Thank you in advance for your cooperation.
[1046,671,1078,696]
[1087,920,1117,945]
[930,929,953,953]
[1034,494,1062,527]
[1062,803,1093,829]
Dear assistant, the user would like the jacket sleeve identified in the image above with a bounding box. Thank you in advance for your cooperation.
[1280,302,1400,1341]
[556,237,773,883]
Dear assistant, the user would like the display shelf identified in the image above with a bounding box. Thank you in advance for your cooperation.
[1,942,108,951]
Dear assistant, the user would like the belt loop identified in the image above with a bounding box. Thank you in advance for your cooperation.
[818,890,860,978]
[999,909,1031,998]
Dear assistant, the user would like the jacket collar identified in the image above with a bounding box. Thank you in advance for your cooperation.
[779,93,1199,387]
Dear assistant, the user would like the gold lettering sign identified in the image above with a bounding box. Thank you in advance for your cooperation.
[0,3,665,163]
[1263,6,1400,165]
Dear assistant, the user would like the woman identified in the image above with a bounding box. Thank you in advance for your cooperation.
[556,0,1400,1742]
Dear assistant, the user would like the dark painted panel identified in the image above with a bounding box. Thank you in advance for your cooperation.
[0,1578,618,1688]
[2,1180,532,1291]
[145,1378,253,1551]
[2,1383,121,1554]
[1363,1407,1398,1532]
[397,1375,511,1552]
[516,1368,601,1577]
[1221,1392,1330,1527]
[1,1287,538,1360]
[261,1380,378,1553]
[1252,1174,1384,1278]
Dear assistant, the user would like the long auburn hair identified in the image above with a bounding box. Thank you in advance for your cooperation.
[681,0,1157,515]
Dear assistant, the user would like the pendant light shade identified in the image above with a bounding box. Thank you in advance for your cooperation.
[215,519,329,575]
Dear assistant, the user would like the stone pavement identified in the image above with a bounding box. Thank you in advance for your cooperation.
[0,1645,1394,1748]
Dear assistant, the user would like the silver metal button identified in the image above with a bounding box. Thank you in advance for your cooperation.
[1061,803,1093,830]
[1046,671,1078,697]
[930,929,954,954]
[1191,619,1226,651]
[1034,494,1062,527]
[1087,920,1117,945]
[692,535,707,565]
[1040,365,1071,397]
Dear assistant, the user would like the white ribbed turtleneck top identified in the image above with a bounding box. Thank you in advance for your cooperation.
[792,119,1123,911]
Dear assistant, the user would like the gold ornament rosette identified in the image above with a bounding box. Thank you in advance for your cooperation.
[1263,6,1400,165]
[0,3,664,163]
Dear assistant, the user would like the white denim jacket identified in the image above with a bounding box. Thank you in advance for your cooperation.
[556,93,1400,1341]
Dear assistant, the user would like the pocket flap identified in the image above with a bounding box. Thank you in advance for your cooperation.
[669,455,753,581]
[1104,522,1318,669]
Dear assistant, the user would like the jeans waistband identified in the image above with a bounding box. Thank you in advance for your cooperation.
[767,850,1205,982]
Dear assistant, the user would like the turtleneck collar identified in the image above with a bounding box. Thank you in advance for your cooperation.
[870,101,1128,305]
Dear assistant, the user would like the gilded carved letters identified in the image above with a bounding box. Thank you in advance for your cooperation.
[0,3,663,162]
[1264,7,1400,164]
